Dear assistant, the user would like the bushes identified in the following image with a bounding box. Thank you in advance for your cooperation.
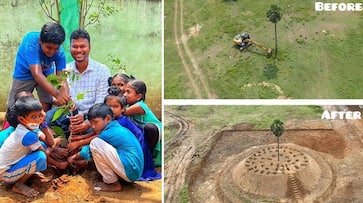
[264,63,278,80]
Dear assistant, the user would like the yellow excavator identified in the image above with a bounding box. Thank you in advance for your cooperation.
[233,32,272,58]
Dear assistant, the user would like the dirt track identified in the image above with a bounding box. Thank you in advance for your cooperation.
[164,106,363,202]
[164,111,194,203]
[172,0,214,99]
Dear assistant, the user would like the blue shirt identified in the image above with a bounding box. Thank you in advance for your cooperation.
[0,127,15,148]
[98,120,144,181]
[13,32,66,80]
[0,124,42,174]
[117,116,143,140]
[79,117,143,162]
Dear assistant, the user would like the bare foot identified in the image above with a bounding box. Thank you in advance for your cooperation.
[12,182,40,198]
[94,181,122,192]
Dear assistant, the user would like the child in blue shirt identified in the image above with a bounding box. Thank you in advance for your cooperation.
[0,97,47,197]
[7,22,70,111]
[88,103,143,191]
[105,86,161,181]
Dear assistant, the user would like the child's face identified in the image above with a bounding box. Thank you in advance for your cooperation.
[18,110,45,131]
[40,41,60,57]
[124,84,142,105]
[111,77,127,94]
[89,116,112,134]
[105,97,123,119]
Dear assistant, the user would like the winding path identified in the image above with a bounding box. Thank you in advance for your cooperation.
[164,112,194,203]
[172,0,214,99]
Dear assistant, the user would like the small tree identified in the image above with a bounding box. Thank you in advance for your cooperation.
[46,70,91,139]
[270,119,285,162]
[38,0,118,28]
[38,0,119,63]
[266,5,282,58]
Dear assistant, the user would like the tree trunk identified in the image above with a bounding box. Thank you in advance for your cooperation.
[274,22,277,57]
[79,0,86,29]
[277,136,280,162]
[55,0,60,23]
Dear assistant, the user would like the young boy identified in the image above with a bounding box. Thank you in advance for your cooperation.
[0,97,47,197]
[7,22,70,112]
[2,91,69,171]
[87,103,144,191]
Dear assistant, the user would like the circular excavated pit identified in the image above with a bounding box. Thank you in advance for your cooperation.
[217,143,333,202]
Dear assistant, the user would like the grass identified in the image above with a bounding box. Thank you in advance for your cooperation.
[164,0,363,99]
[0,1,162,117]
[179,183,190,203]
[164,0,195,99]
[165,105,323,131]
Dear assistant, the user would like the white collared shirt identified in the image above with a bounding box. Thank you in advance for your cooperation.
[66,58,111,114]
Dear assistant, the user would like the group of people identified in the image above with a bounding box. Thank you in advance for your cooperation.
[0,22,161,197]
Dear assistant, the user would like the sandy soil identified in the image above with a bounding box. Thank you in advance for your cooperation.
[0,114,162,203]
[164,106,363,203]
[0,167,162,203]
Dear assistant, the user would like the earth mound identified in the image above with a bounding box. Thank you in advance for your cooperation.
[217,143,334,202]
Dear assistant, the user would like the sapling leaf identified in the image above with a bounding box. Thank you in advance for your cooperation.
[76,91,92,100]
[50,125,67,144]
[55,84,63,89]
[52,108,69,122]
[71,73,76,82]
[77,93,85,100]
[46,74,60,87]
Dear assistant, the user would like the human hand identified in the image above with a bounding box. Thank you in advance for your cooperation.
[37,131,46,140]
[55,90,71,106]
[68,152,80,164]
[70,114,84,125]
[54,136,65,147]
[52,98,62,106]
[68,135,83,142]
[52,146,69,158]
[69,122,89,134]
[55,161,69,170]
[67,141,80,152]
[68,154,76,166]
[70,103,77,112]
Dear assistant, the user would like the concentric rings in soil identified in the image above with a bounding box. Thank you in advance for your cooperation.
[217,143,334,202]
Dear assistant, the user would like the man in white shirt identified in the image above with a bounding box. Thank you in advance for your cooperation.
[45,29,110,139]
[66,29,111,135]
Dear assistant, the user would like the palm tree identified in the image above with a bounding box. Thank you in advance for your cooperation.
[270,119,285,162]
[266,5,282,58]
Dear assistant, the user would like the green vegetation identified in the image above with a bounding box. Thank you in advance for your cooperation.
[264,63,278,80]
[165,105,323,132]
[0,1,162,118]
[164,122,178,144]
[164,0,363,99]
[179,183,190,203]
[266,4,282,58]
[270,119,285,162]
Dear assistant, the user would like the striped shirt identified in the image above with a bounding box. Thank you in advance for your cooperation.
[67,58,111,114]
